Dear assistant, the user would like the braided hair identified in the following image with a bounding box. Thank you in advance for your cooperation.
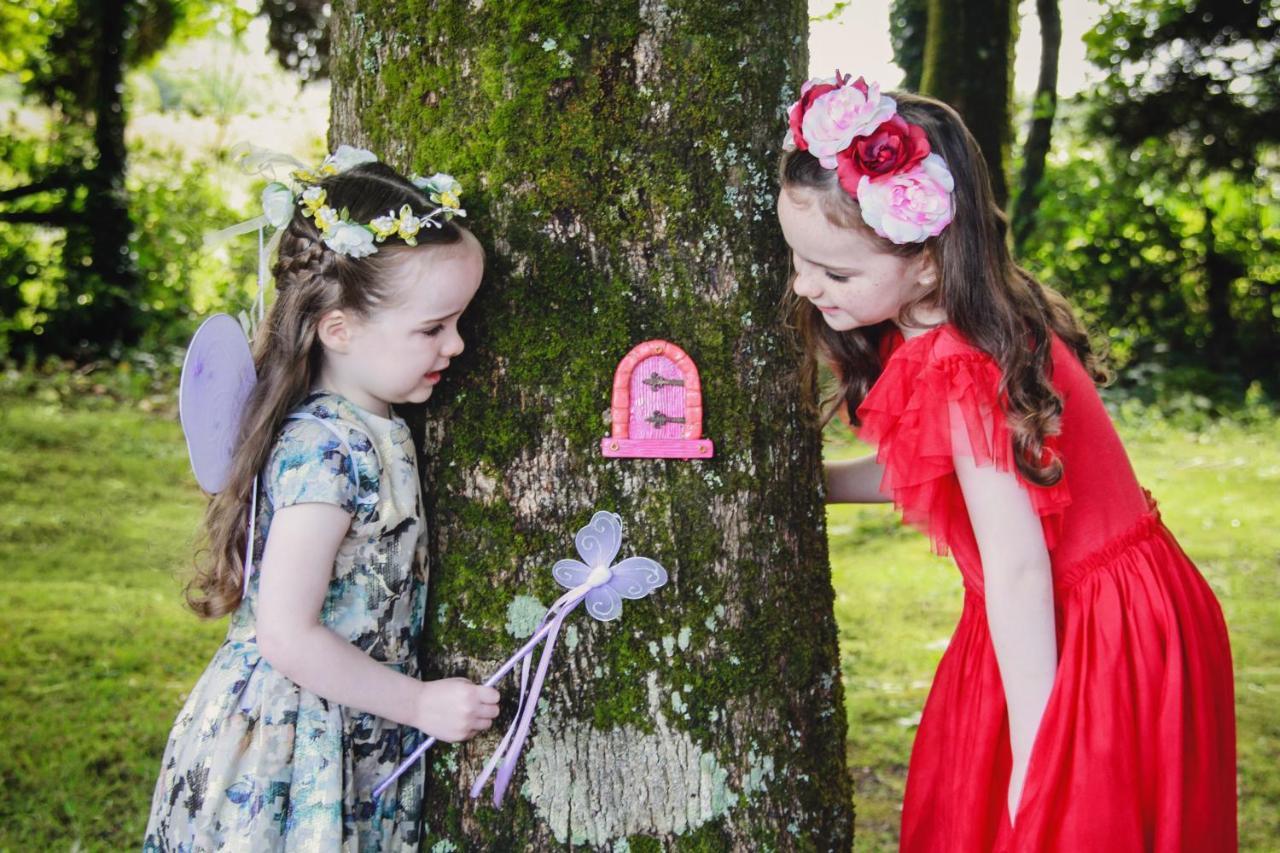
[188,161,464,617]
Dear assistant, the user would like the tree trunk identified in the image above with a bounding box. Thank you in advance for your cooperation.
[1011,0,1060,252]
[919,0,1018,208]
[70,0,137,353]
[890,0,929,92]
[329,1,852,850]
[1201,202,1241,369]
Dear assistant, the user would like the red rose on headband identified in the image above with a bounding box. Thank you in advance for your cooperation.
[787,79,841,152]
[835,114,931,193]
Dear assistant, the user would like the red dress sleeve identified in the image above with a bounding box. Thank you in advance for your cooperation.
[854,329,1071,556]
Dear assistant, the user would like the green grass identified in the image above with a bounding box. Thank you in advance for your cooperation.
[0,392,1276,849]
[0,394,225,848]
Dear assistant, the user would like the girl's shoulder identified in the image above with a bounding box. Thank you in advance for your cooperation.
[868,325,996,410]
[885,323,990,370]
[266,391,386,516]
[275,391,382,464]
[862,324,989,416]
[872,323,1089,418]
[858,323,1073,554]
[888,323,1091,396]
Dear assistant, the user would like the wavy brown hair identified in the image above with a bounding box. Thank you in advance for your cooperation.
[187,161,465,618]
[781,91,1106,487]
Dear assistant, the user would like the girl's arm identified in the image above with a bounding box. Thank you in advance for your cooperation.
[950,407,1058,825]
[256,502,500,742]
[824,454,891,504]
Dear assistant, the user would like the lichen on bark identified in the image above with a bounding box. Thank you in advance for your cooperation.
[329,1,852,848]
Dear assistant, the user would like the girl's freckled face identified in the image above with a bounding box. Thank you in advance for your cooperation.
[777,187,931,333]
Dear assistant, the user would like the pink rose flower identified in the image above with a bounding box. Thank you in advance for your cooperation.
[787,78,841,152]
[798,77,897,169]
[855,153,955,244]
[835,114,931,192]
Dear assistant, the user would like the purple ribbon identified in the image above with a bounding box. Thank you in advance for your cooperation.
[470,577,602,806]
[371,576,600,802]
[371,511,667,804]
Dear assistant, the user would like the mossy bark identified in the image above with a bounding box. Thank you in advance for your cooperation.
[329,2,851,848]
[920,0,1018,208]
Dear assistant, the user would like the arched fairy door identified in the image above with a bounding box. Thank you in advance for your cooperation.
[600,339,714,459]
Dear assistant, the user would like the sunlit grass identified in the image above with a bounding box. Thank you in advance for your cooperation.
[0,395,226,848]
[0,393,1275,849]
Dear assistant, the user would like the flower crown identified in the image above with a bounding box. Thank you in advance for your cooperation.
[783,72,954,244]
[257,145,466,259]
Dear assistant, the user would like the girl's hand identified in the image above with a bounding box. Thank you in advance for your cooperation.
[415,678,501,742]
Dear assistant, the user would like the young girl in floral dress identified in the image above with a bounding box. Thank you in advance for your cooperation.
[146,153,498,850]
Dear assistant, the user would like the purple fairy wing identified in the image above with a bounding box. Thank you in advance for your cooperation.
[584,585,623,622]
[575,511,622,568]
[552,559,592,590]
[607,556,668,599]
[179,314,257,493]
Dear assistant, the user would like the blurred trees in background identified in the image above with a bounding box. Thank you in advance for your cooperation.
[2,0,1277,402]
[919,0,1020,207]
[892,0,1278,397]
[259,0,327,82]
[0,0,313,360]
[0,0,240,357]
[1078,0,1280,379]
[1011,0,1061,251]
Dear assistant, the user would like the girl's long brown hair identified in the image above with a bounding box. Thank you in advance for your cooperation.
[187,161,464,618]
[782,92,1106,487]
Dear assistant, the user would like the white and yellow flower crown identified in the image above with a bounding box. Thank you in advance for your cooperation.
[254,145,466,259]
[201,144,467,337]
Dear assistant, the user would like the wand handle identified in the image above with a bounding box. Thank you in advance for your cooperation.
[372,617,562,799]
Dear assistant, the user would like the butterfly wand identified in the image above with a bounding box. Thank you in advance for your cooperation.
[372,510,667,805]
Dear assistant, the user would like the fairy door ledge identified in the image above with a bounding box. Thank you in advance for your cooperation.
[601,340,714,459]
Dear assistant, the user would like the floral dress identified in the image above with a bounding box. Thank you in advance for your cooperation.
[145,391,430,851]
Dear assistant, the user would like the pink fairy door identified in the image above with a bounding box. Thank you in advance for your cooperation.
[601,340,714,459]
[629,355,687,440]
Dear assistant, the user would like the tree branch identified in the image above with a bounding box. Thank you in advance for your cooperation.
[0,208,77,227]
[0,172,80,204]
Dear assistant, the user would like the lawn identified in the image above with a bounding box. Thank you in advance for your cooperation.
[1,390,1275,849]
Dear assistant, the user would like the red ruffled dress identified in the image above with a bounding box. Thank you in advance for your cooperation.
[854,325,1237,852]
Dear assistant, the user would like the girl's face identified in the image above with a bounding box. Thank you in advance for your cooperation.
[777,186,939,335]
[335,232,484,413]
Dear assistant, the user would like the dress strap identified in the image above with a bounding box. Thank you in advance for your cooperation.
[283,411,376,500]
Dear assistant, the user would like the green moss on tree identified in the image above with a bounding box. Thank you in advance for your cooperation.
[330,0,850,848]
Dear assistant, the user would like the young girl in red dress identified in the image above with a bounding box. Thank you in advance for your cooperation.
[778,73,1237,851]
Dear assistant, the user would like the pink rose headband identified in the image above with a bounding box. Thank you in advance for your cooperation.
[783,72,955,244]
